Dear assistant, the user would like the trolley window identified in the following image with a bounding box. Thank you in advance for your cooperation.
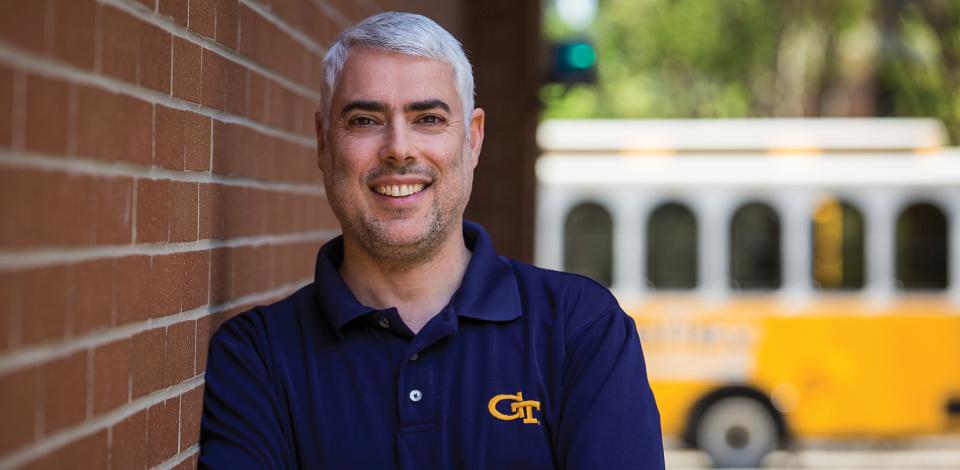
[564,202,614,287]
[647,202,698,289]
[812,200,865,290]
[730,202,781,290]
[896,202,948,290]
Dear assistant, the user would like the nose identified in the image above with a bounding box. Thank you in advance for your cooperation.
[379,119,414,163]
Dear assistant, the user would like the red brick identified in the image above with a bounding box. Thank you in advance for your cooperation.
[233,245,270,297]
[0,367,39,454]
[305,52,326,92]
[159,0,188,26]
[211,121,242,176]
[156,106,210,171]
[237,5,264,63]
[0,0,47,55]
[172,181,200,242]
[195,313,221,371]
[53,0,96,69]
[92,338,131,414]
[208,247,234,303]
[305,7,340,48]
[136,178,171,243]
[110,410,146,469]
[197,183,220,240]
[25,73,69,154]
[231,186,266,234]
[76,86,152,166]
[146,397,180,467]
[248,72,268,123]
[267,83,297,133]
[0,169,100,247]
[70,259,115,336]
[172,38,202,103]
[20,265,69,345]
[270,0,305,33]
[181,250,211,311]
[239,5,310,85]
[135,0,156,9]
[277,240,320,285]
[166,321,196,384]
[200,49,225,110]
[0,65,13,147]
[93,176,135,245]
[0,271,14,351]
[179,385,204,450]
[23,429,108,470]
[189,0,216,38]
[149,254,182,317]
[215,0,240,50]
[183,118,211,172]
[140,23,172,93]
[328,0,374,21]
[201,183,269,240]
[115,255,151,325]
[223,58,248,116]
[136,179,197,243]
[41,351,89,435]
[132,328,166,398]
[100,7,140,85]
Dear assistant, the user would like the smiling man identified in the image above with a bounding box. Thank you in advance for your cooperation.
[199,12,664,470]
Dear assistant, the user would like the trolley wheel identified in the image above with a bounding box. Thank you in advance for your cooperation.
[694,395,779,468]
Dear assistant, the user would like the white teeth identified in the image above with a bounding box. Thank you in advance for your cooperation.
[375,183,425,197]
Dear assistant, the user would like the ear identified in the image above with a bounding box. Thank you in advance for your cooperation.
[467,107,485,169]
[315,111,326,170]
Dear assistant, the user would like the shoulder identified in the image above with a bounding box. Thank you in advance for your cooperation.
[504,258,623,338]
[210,283,317,354]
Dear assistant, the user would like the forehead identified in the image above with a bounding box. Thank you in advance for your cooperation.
[333,49,461,112]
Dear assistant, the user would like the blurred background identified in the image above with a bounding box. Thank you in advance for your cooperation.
[0,0,958,468]
[537,0,960,468]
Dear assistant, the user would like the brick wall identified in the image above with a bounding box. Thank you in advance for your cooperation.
[0,0,384,468]
[0,0,543,467]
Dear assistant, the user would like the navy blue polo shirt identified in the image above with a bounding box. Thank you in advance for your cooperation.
[199,222,664,469]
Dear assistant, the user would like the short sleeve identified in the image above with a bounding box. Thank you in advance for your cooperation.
[199,320,295,469]
[555,308,665,469]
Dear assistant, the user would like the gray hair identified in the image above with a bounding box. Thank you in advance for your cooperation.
[320,12,475,133]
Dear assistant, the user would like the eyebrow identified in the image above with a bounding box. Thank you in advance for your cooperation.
[404,99,450,114]
[341,100,387,115]
[340,99,451,116]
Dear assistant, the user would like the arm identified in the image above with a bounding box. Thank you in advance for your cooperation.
[555,308,665,470]
[199,321,294,469]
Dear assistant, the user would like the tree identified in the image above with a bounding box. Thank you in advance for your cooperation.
[542,0,960,143]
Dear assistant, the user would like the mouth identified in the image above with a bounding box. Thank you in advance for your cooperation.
[372,183,428,198]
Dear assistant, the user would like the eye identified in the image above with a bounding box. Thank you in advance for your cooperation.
[417,115,446,126]
[349,116,378,127]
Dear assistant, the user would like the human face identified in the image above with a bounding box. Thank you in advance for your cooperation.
[316,49,485,265]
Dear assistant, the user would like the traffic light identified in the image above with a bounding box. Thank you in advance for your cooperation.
[548,39,597,85]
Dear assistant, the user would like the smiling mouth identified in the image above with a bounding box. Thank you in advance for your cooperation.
[373,183,427,197]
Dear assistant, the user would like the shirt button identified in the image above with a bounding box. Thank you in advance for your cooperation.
[409,353,419,361]
[378,317,390,328]
[409,389,423,402]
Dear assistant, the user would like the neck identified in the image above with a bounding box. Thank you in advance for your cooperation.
[338,224,472,334]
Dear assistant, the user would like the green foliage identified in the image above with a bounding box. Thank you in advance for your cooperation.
[543,0,960,143]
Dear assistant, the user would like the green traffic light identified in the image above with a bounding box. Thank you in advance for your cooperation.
[566,43,596,69]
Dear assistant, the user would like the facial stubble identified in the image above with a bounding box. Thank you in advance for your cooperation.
[325,143,473,269]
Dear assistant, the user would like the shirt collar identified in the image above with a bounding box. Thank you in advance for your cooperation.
[313,220,523,338]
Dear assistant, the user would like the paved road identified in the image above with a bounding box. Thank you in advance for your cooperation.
[665,437,960,469]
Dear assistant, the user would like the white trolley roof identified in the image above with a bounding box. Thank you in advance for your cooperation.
[537,119,960,188]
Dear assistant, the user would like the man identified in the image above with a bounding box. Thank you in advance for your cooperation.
[200,12,663,469]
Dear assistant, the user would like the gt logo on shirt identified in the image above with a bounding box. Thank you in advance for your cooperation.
[488,392,541,424]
